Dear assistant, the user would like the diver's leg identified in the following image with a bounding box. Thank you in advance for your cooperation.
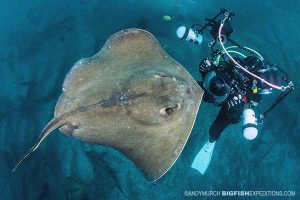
[226,103,244,124]
[209,106,230,143]
[191,107,228,174]
[191,105,242,174]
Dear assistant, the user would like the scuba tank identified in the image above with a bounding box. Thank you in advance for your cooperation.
[242,108,258,140]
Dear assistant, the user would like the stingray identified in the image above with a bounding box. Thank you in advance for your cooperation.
[13,28,203,181]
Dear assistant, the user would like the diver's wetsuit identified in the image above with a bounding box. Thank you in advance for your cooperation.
[198,56,280,143]
[198,60,246,143]
[206,93,244,142]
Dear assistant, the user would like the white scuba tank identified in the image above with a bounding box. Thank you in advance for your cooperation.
[242,109,258,140]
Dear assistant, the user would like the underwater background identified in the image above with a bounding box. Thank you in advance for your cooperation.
[0,0,299,199]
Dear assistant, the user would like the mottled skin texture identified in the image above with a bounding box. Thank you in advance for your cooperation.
[15,29,203,181]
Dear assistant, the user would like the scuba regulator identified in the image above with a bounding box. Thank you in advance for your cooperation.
[177,9,294,140]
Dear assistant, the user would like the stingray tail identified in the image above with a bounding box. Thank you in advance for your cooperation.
[11,118,65,173]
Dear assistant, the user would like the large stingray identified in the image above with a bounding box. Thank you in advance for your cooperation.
[13,28,203,181]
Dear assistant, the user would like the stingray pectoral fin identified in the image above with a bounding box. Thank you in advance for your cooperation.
[12,118,65,173]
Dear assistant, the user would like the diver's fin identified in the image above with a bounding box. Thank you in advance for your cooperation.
[191,140,216,175]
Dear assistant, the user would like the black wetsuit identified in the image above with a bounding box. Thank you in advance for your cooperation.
[206,93,244,142]
[198,60,246,143]
[198,56,276,142]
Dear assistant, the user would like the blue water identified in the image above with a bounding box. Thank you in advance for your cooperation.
[0,0,299,199]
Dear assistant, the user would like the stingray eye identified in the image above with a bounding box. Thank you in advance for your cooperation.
[160,105,178,118]
[154,72,168,78]
[165,107,174,115]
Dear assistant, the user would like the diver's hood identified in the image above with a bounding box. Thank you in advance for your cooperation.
[203,71,230,103]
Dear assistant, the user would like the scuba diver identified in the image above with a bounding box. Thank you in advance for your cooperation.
[176,9,294,174]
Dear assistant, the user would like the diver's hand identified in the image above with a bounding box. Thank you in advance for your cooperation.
[199,58,213,73]
[227,94,243,109]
